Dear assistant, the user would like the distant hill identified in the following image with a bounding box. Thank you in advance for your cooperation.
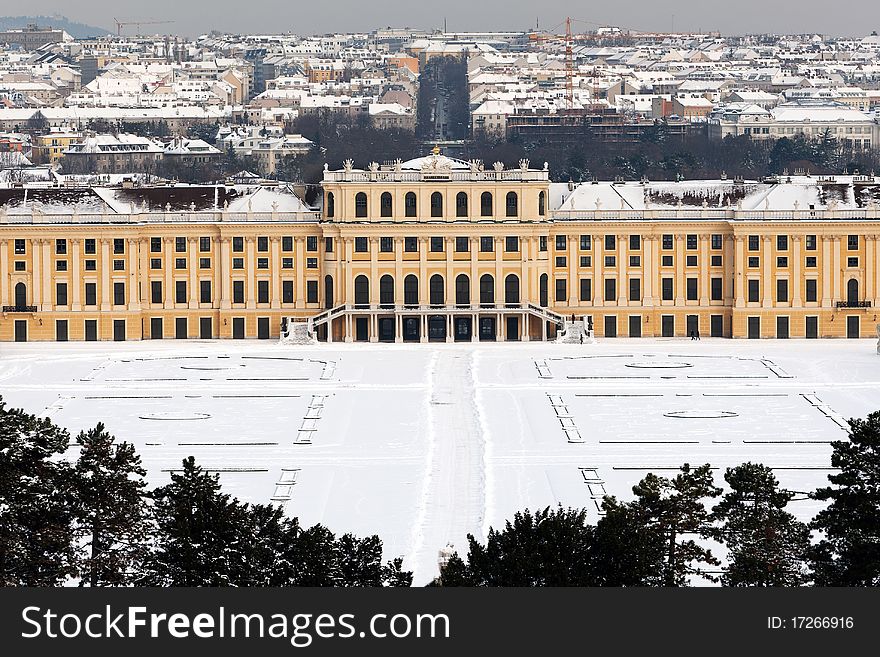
[0,15,111,39]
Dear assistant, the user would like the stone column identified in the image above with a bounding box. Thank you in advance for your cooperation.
[369,237,379,304]
[674,235,684,304]
[41,239,52,310]
[102,238,113,311]
[643,236,654,306]
[31,239,41,309]
[162,237,173,310]
[699,235,709,305]
[470,237,479,304]
[494,236,503,305]
[593,235,603,305]
[188,237,198,308]
[734,236,745,308]
[219,237,231,309]
[418,238,428,304]
[127,238,140,311]
[0,239,7,307]
[270,237,281,309]
[394,238,403,305]
[445,236,454,304]
[617,234,627,305]
[821,235,832,308]
[792,236,802,306]
[296,237,307,309]
[867,235,878,307]
[71,238,81,310]
[245,236,256,308]
[723,235,735,307]
[831,236,841,303]
[762,236,773,308]
[567,233,577,307]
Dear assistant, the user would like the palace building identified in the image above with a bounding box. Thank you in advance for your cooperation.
[1,152,879,342]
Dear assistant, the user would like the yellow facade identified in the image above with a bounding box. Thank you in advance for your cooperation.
[31,132,80,165]
[2,157,879,342]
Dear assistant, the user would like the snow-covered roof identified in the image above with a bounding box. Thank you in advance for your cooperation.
[552,177,880,213]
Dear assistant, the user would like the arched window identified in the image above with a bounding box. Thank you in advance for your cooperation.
[455,274,470,306]
[480,274,495,305]
[405,192,417,217]
[480,192,493,217]
[324,275,334,309]
[355,192,368,218]
[539,274,548,307]
[505,191,518,217]
[326,192,335,218]
[430,191,443,217]
[354,275,369,306]
[456,192,468,217]
[380,192,393,217]
[404,274,419,306]
[505,274,520,305]
[14,281,27,308]
[429,274,445,306]
[379,275,395,307]
[538,191,546,216]
[847,278,860,304]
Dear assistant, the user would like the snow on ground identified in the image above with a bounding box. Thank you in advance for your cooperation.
[1,338,878,584]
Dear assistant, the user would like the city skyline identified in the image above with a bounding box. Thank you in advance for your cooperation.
[13,1,880,37]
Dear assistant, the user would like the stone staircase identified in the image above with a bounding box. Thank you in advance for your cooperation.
[280,319,315,345]
[556,319,594,344]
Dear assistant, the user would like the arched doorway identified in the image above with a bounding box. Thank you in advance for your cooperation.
[14,281,27,309]
[404,274,419,306]
[354,275,369,307]
[847,278,859,305]
[455,274,470,306]
[429,274,444,306]
[379,275,394,308]
[324,275,334,308]
[480,274,494,306]
[505,274,520,305]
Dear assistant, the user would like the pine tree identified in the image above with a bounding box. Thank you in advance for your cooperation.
[590,496,667,586]
[629,463,722,586]
[712,463,810,586]
[435,507,596,586]
[337,533,385,586]
[381,557,413,587]
[74,423,149,586]
[140,457,251,586]
[0,397,77,586]
[810,411,880,586]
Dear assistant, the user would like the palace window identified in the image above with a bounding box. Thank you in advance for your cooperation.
[355,192,368,218]
[505,192,518,217]
[380,192,393,217]
[456,192,468,217]
[431,192,443,217]
[480,192,493,216]
[405,192,417,217]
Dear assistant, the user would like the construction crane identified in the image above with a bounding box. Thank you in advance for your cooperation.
[114,19,174,37]
[529,17,577,111]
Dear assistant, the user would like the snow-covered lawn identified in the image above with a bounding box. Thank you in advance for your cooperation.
[1,338,877,584]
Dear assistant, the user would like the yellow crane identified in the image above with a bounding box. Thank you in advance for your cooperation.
[113,19,174,37]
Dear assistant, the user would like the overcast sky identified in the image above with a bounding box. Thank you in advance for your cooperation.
[20,1,880,38]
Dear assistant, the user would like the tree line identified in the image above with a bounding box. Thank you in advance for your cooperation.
[3,395,878,587]
[0,397,411,587]
[434,411,880,587]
